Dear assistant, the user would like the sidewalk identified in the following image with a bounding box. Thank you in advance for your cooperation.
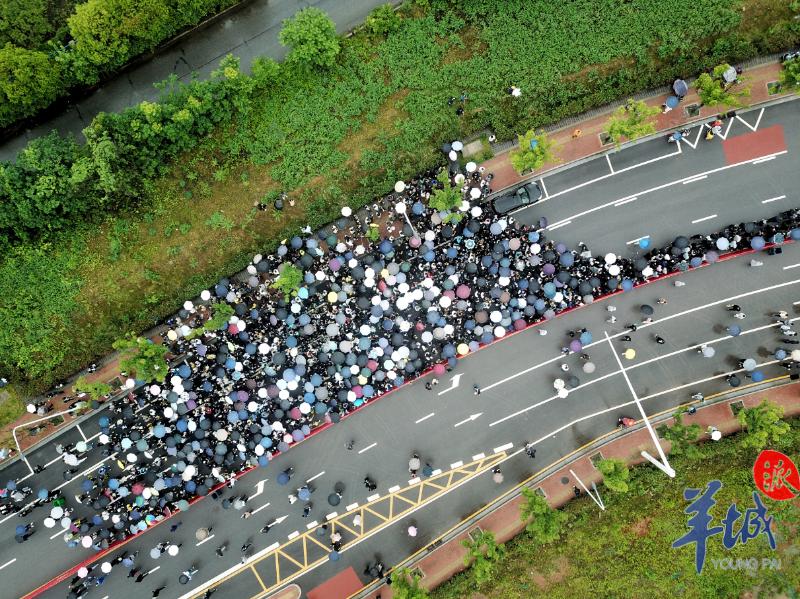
[358,379,800,598]
[1,59,793,461]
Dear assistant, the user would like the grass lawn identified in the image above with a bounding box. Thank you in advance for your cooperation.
[2,0,800,404]
[432,419,800,599]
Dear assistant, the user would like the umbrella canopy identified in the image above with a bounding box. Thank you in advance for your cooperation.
[640,304,654,316]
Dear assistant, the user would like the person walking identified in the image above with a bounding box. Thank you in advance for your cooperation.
[726,304,742,312]
[524,442,536,458]
[152,585,167,597]
[473,384,481,396]
[241,540,252,554]
[169,521,183,533]
[260,521,274,534]
[733,312,747,320]
[215,543,228,557]
[655,335,665,344]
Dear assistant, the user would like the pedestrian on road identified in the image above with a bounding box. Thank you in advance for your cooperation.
[241,540,252,553]
[203,589,217,598]
[733,312,747,320]
[607,315,617,324]
[152,586,167,597]
[657,297,667,305]
[620,335,632,342]
[364,476,377,491]
[473,384,481,395]
[626,323,638,332]
[573,486,581,498]
[215,543,228,557]
[345,440,354,450]
[492,467,503,484]
[524,442,536,458]
[606,305,616,312]
[674,280,686,287]
[135,570,150,583]
[128,567,141,579]
[302,504,312,518]
[425,382,432,391]
[169,521,183,533]
[655,335,665,345]
[726,304,742,312]
[560,363,569,372]
[260,522,274,534]
[241,509,253,519]
[431,378,439,387]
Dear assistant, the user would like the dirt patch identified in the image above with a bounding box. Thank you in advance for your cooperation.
[561,56,636,83]
[527,556,570,591]
[738,0,795,36]
[627,516,652,537]
[443,26,487,64]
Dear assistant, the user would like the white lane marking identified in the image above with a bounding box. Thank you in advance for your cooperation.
[761,194,786,204]
[794,300,800,305]
[415,413,435,424]
[437,373,462,396]
[431,469,442,476]
[0,558,17,570]
[306,471,325,483]
[472,453,486,461]
[53,455,113,492]
[345,502,359,511]
[358,443,377,454]
[483,276,800,396]
[736,108,764,131]
[408,478,421,486]
[683,175,708,185]
[493,443,513,454]
[752,156,776,164]
[783,264,800,270]
[305,521,318,530]
[450,460,463,469]
[691,214,717,224]
[605,153,615,174]
[454,413,483,428]
[76,425,88,442]
[265,542,280,552]
[627,235,649,245]
[388,485,401,493]
[196,534,215,546]
[366,494,380,502]
[614,196,638,207]
[148,566,160,575]
[252,502,271,515]
[544,150,788,229]
[287,531,299,540]
[489,316,800,428]
[51,527,70,540]
[547,220,571,231]
[326,512,338,520]
[539,178,549,199]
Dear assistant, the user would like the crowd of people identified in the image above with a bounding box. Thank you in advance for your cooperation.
[4,142,800,594]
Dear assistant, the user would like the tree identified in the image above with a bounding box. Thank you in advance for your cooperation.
[780,57,800,89]
[187,301,235,339]
[112,334,169,383]
[279,7,340,70]
[73,376,112,401]
[519,487,566,544]
[271,263,303,300]
[250,56,280,90]
[694,63,750,108]
[597,458,630,493]
[737,400,790,450]
[509,130,554,174]
[389,567,429,599]
[428,169,462,213]
[462,529,506,585]
[365,4,401,37]
[0,45,63,127]
[657,407,702,459]
[0,0,52,49]
[606,98,660,146]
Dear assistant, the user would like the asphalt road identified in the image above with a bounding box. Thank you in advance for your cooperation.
[0,0,397,162]
[3,98,798,598]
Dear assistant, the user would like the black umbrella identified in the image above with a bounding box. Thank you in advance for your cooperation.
[640,304,654,316]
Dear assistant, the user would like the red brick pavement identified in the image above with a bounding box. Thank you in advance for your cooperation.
[359,380,800,599]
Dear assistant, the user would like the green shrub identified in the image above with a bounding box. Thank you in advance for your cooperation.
[0,45,63,127]
[365,4,402,37]
[279,7,340,70]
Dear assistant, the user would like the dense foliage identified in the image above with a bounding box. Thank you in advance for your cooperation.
[278,7,341,70]
[606,98,661,146]
[112,333,169,382]
[0,0,239,128]
[737,399,790,450]
[2,0,800,394]
[433,418,800,598]
[509,131,554,174]
[695,63,751,107]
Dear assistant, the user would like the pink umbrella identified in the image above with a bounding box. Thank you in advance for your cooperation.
[433,364,446,375]
[456,285,471,299]
[289,407,302,420]
[569,340,582,352]
[132,483,145,495]
[409,237,421,248]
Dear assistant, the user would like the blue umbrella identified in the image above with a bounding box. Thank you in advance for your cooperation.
[751,370,765,382]
[37,489,49,500]
[298,487,311,501]
[775,349,787,360]
[277,472,290,485]
[328,551,340,562]
[665,95,679,109]
[751,236,765,250]
[727,325,741,336]
[81,479,93,492]
[6,481,16,491]
[15,524,27,535]
[579,331,593,345]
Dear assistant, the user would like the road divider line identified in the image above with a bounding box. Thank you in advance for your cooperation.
[76,425,87,442]
[691,214,717,224]
[450,460,463,469]
[388,485,401,493]
[539,178,549,199]
[408,477,421,486]
[306,471,325,483]
[762,194,786,204]
[326,512,338,521]
[472,453,486,461]
[627,235,649,246]
[683,175,708,185]
[367,494,380,502]
[752,156,776,164]
[265,542,279,552]
[783,264,800,270]
[614,196,638,207]
[345,502,359,511]
[305,521,318,530]
[431,468,442,476]
[493,443,513,454]
[547,220,571,231]
[287,531,299,540]
[0,558,16,570]
[196,534,215,547]
[148,566,160,575]
[358,443,377,454]
[50,527,69,540]
[415,413,435,424]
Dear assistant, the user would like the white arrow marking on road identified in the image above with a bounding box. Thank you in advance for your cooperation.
[271,515,289,526]
[251,478,268,499]
[603,331,675,478]
[252,502,271,515]
[437,373,463,396]
[454,413,482,428]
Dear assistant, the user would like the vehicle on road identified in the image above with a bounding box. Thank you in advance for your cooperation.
[492,181,543,215]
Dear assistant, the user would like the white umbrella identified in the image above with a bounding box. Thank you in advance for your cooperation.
[168,544,180,556]
[26,404,36,414]
[553,378,565,389]
[605,253,617,265]
[469,187,481,199]
[448,150,458,161]
[394,181,406,193]
[101,562,112,574]
[465,161,477,173]
[81,536,93,548]
[43,517,56,528]
[701,346,715,358]
[792,349,800,362]
[200,290,211,301]
[78,567,89,578]
[557,388,569,398]
[407,525,417,537]
[341,206,352,217]
[711,429,722,441]
[451,140,463,152]
[50,506,64,519]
